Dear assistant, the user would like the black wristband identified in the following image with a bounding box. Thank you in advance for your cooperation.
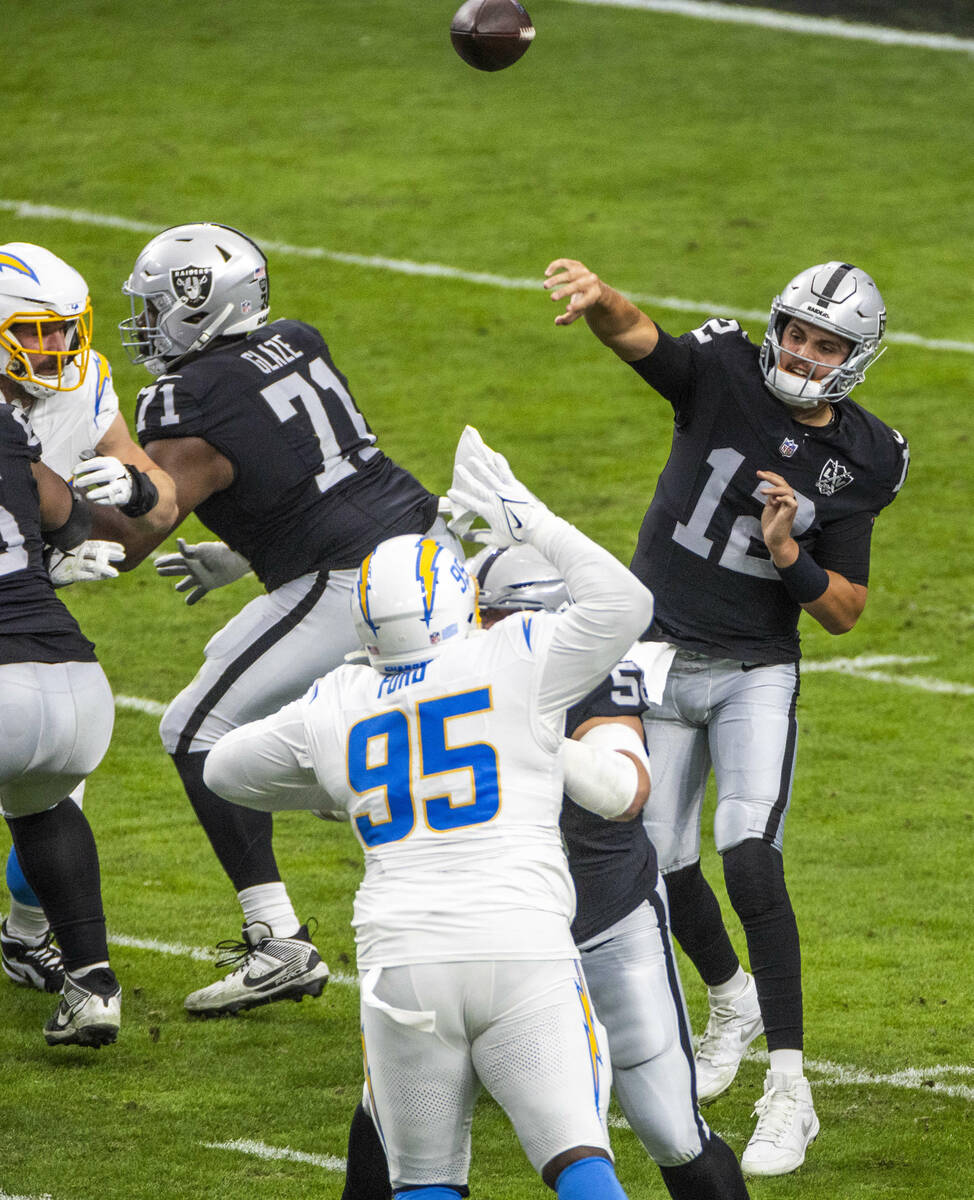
[777,547,829,604]
[119,466,159,518]
[45,486,93,551]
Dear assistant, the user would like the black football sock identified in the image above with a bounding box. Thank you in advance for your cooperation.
[5,800,108,973]
[171,750,283,893]
[658,1133,751,1200]
[723,838,802,1051]
[341,1101,393,1200]
[663,860,741,987]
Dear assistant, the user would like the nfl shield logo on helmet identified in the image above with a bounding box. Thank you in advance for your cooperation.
[816,458,854,495]
[171,266,213,308]
[778,437,799,459]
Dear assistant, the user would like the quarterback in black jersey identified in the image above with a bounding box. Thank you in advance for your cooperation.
[0,402,124,1046]
[338,545,750,1200]
[107,223,449,1017]
[545,256,908,1176]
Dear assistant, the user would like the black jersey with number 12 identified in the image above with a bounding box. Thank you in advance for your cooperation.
[628,319,909,663]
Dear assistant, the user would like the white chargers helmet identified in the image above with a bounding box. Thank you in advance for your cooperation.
[468,543,572,614]
[0,243,92,402]
[353,534,479,671]
[759,261,887,409]
[119,223,270,375]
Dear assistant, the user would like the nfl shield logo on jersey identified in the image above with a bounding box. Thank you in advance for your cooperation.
[816,458,854,495]
[778,437,799,459]
[171,266,213,308]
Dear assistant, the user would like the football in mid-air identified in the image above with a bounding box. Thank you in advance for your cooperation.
[450,0,535,72]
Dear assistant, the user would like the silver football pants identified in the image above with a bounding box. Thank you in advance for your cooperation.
[642,650,800,870]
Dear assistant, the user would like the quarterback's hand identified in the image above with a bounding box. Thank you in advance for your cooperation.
[757,470,799,560]
[154,538,252,605]
[71,456,134,506]
[46,540,125,587]
[447,425,550,547]
[543,258,604,326]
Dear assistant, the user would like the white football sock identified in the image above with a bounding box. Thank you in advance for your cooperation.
[237,882,300,938]
[769,1048,804,1078]
[708,965,750,1002]
[5,898,52,942]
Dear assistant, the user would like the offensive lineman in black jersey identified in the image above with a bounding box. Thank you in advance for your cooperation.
[544,257,908,1176]
[337,544,750,1200]
[0,402,124,1046]
[106,223,452,1017]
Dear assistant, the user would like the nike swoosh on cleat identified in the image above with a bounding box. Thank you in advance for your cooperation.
[241,964,289,990]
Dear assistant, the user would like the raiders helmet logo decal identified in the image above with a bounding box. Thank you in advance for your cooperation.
[171,266,213,308]
[816,458,854,496]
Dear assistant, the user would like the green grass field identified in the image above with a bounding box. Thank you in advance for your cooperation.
[2,2,972,1198]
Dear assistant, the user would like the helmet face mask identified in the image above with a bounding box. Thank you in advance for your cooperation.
[759,261,887,409]
[468,544,572,616]
[119,223,270,375]
[353,535,479,672]
[0,243,92,402]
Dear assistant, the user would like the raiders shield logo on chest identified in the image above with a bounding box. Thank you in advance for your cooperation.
[816,458,854,495]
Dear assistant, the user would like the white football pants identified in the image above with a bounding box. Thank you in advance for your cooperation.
[0,660,113,818]
[359,958,613,1190]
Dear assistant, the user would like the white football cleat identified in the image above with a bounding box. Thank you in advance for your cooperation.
[694,972,764,1102]
[44,967,121,1048]
[185,921,329,1017]
[1,919,65,993]
[741,1070,819,1175]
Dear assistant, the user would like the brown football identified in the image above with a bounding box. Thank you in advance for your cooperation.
[450,0,535,72]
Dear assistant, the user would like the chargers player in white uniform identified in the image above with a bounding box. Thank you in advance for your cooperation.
[0,242,176,994]
[337,544,752,1200]
[203,427,655,1200]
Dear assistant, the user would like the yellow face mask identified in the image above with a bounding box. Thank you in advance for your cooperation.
[0,301,93,393]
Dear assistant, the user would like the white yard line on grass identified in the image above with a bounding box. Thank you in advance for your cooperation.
[1,199,972,356]
[562,0,974,54]
[111,932,973,1104]
[113,654,974,726]
[201,1139,346,1172]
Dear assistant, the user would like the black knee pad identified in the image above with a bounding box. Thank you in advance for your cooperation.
[722,838,787,921]
[658,1133,751,1200]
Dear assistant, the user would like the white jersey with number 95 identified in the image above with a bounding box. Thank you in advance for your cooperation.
[304,615,579,970]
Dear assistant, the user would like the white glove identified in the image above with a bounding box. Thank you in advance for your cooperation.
[154,538,252,605]
[47,540,125,587]
[71,456,135,506]
[446,425,550,547]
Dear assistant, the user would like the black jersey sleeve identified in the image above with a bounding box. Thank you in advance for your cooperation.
[629,318,753,427]
[810,509,874,585]
[628,325,694,420]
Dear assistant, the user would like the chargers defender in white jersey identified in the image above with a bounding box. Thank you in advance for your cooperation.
[204,427,655,1200]
[0,243,176,994]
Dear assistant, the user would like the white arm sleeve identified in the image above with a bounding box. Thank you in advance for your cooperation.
[203,701,339,813]
[532,512,655,719]
[561,723,651,819]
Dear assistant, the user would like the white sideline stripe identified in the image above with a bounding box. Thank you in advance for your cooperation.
[113,650,973,726]
[114,933,973,1104]
[0,1193,55,1200]
[114,693,167,717]
[562,0,974,53]
[801,655,974,695]
[202,1139,345,1172]
[1,199,971,356]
